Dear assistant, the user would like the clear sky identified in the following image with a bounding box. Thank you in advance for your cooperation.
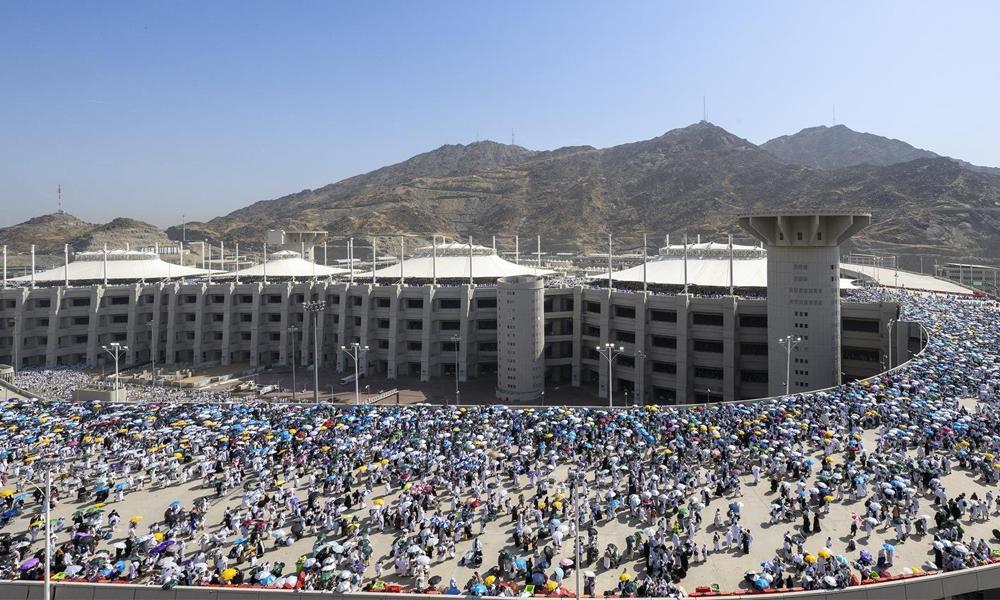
[2,0,998,227]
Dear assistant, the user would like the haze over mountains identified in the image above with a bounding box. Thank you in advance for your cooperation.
[3,123,998,268]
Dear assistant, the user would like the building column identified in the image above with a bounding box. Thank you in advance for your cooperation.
[249,283,262,368]
[675,294,690,404]
[278,284,292,366]
[358,285,372,376]
[125,284,141,366]
[335,285,348,373]
[220,283,233,366]
[45,287,63,367]
[597,289,611,399]
[10,289,27,370]
[419,285,435,382]
[314,283,326,369]
[299,285,311,367]
[722,296,737,402]
[387,285,401,379]
[151,283,163,367]
[85,286,105,368]
[634,291,648,405]
[458,284,472,383]
[571,287,583,387]
[191,284,206,366]
[165,284,178,366]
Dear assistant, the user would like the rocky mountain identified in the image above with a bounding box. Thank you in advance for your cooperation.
[171,122,1000,268]
[70,217,172,252]
[763,124,1000,175]
[6,123,999,269]
[0,213,170,254]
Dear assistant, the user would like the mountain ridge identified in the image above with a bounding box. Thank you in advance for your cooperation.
[4,122,999,269]
[762,124,1000,175]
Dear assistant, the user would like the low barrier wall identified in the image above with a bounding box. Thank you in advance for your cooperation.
[3,560,1000,600]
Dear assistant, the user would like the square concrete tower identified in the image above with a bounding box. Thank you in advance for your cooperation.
[738,212,870,396]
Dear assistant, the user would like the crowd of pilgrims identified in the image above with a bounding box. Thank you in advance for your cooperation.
[0,288,998,598]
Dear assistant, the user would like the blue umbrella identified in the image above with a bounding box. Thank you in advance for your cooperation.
[470,583,488,596]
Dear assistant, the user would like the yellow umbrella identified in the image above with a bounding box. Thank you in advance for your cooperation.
[0,490,13,498]
[804,554,817,564]
[129,515,143,522]
[221,568,238,581]
[619,571,631,582]
[373,498,384,506]
[817,549,832,559]
[545,580,558,592]
[484,575,497,585]
[153,532,165,542]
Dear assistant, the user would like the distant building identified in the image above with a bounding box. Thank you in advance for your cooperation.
[1,217,920,405]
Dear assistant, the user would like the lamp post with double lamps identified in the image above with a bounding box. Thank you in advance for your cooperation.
[777,335,803,396]
[101,342,127,401]
[22,457,74,600]
[596,342,625,408]
[341,342,369,405]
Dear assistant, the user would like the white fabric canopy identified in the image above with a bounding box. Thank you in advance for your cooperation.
[605,257,768,288]
[13,251,213,283]
[220,251,349,279]
[369,253,553,281]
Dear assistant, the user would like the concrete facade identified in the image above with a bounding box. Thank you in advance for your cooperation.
[495,275,545,403]
[739,213,871,396]
[0,281,899,405]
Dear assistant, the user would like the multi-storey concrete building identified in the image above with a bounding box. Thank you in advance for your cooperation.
[1,222,917,405]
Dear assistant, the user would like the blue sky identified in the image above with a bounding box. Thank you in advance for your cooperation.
[2,0,999,227]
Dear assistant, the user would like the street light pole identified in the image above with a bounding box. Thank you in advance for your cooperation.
[288,325,299,402]
[634,350,646,406]
[596,342,624,408]
[101,342,128,401]
[21,457,70,600]
[777,335,802,396]
[340,343,369,405]
[886,318,896,370]
[451,334,461,406]
[571,469,584,600]
[303,301,326,403]
[146,320,156,387]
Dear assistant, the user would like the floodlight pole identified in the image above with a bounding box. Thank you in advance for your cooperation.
[886,318,896,370]
[777,335,802,396]
[303,301,326,403]
[596,342,624,408]
[101,342,127,401]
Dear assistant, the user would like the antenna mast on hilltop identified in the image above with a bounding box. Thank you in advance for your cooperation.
[702,96,707,122]
[57,185,62,213]
[511,128,515,146]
